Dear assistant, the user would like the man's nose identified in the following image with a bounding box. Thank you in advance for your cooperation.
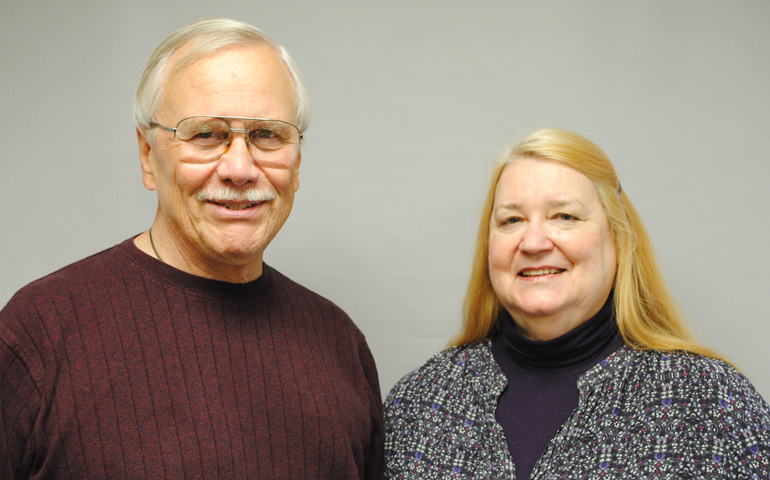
[217,132,260,186]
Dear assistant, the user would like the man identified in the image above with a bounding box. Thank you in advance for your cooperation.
[0,18,383,479]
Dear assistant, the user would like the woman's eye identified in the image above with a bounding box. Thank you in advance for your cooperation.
[503,217,522,225]
[557,213,577,221]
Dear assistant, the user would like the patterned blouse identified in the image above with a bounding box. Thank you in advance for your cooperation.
[383,339,770,479]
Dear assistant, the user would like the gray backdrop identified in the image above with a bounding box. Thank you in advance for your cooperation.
[2,1,769,399]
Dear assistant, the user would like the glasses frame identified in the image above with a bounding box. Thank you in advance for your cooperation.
[150,115,304,154]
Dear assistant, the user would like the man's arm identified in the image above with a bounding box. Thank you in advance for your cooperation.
[0,309,42,479]
[359,341,384,480]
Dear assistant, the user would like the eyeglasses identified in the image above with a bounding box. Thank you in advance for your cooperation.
[150,115,303,163]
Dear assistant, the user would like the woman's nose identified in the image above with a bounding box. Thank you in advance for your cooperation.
[519,221,554,253]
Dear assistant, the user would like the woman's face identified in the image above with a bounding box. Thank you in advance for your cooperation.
[488,157,617,341]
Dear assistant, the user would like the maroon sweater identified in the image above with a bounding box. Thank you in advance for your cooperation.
[0,238,384,479]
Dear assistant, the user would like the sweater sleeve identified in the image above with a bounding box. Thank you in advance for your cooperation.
[0,305,44,479]
[359,340,385,480]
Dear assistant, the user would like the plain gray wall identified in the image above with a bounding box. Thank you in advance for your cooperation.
[2,1,769,400]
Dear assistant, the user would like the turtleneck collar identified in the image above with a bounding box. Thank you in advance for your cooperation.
[495,292,623,376]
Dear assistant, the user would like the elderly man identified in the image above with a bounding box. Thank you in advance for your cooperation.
[0,19,383,479]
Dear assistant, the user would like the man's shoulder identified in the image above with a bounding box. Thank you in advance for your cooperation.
[265,265,351,314]
[4,242,125,310]
[0,242,128,376]
[262,265,365,334]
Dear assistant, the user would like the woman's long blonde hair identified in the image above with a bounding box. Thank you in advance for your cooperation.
[453,128,724,361]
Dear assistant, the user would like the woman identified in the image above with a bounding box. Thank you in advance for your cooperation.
[383,128,770,479]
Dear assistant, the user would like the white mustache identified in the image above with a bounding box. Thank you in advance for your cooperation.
[196,187,276,203]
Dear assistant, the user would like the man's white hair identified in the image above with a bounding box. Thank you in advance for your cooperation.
[133,18,310,137]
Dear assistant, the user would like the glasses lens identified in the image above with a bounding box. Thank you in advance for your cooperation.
[248,120,300,151]
[176,117,230,150]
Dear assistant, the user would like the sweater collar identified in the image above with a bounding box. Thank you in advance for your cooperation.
[117,236,275,300]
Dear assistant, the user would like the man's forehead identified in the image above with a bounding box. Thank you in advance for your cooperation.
[158,43,297,120]
[167,42,282,83]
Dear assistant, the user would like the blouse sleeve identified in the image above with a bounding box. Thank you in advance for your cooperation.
[383,344,513,479]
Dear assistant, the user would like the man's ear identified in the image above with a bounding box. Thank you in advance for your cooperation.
[137,128,157,191]
[293,151,302,192]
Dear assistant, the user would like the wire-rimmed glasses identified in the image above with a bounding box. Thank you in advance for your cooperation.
[150,115,303,164]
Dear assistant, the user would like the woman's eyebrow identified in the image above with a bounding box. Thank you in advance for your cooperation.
[494,199,586,211]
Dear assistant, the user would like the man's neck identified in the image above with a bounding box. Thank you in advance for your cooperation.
[133,229,264,284]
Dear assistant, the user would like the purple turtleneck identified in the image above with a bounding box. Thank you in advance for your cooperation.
[491,294,624,480]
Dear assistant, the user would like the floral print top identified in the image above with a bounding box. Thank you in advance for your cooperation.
[384,339,770,479]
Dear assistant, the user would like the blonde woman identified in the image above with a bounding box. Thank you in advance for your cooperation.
[384,128,770,479]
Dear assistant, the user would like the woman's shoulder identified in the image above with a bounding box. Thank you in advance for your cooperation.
[383,340,514,478]
[624,348,754,383]
[613,347,770,414]
[385,339,503,401]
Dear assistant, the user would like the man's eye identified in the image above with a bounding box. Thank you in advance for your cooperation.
[254,129,277,139]
[186,129,228,147]
[250,128,289,151]
[194,130,227,140]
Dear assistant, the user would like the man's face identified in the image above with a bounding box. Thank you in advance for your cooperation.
[138,44,301,282]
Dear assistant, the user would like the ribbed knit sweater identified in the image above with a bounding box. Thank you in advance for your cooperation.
[0,238,384,479]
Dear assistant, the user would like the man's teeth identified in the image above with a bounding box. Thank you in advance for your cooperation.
[520,268,563,277]
[215,202,257,210]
